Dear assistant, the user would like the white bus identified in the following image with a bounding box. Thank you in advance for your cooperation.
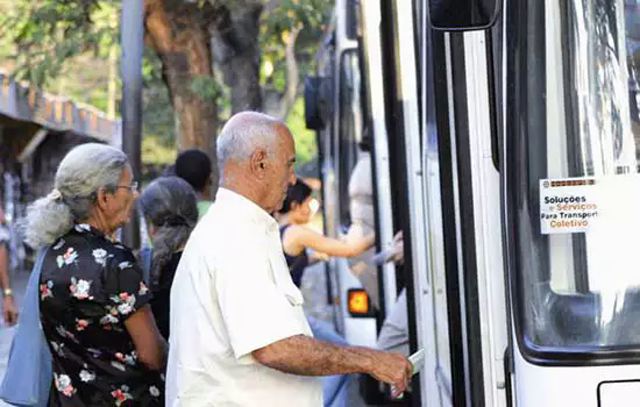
[306,0,640,406]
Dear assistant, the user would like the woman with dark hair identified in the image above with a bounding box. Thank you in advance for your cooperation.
[138,176,198,340]
[279,178,375,287]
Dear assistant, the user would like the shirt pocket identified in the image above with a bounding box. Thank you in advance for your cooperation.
[268,252,304,306]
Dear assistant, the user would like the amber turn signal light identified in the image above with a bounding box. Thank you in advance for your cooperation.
[347,288,372,317]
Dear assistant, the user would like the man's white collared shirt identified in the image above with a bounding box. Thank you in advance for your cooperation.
[165,188,322,406]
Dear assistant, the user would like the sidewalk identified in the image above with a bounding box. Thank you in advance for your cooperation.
[0,270,28,407]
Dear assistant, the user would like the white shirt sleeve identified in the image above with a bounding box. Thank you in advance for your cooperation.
[215,236,309,361]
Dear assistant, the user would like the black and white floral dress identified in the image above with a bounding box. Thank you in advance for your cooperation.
[39,224,164,406]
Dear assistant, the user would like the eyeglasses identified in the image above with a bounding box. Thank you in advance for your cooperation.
[115,181,139,193]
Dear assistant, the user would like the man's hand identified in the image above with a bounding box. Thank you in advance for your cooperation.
[368,351,413,398]
[390,231,404,265]
[252,335,413,398]
[2,296,18,326]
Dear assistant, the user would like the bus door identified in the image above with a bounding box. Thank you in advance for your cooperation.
[415,0,508,406]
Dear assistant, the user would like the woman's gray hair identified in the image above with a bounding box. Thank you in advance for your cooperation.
[23,143,129,248]
[216,111,281,171]
[138,176,198,288]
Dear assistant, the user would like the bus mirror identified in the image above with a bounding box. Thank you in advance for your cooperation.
[305,76,324,130]
[429,0,500,31]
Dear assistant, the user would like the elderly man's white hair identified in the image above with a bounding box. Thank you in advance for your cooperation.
[216,111,283,169]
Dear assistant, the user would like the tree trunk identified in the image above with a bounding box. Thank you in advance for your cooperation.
[144,0,220,191]
[276,24,301,120]
[211,2,263,114]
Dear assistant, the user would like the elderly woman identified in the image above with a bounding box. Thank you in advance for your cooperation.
[24,143,166,406]
[138,176,198,340]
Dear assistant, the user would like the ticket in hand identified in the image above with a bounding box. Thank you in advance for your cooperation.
[408,349,425,375]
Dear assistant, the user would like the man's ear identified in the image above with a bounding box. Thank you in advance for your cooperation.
[250,148,268,179]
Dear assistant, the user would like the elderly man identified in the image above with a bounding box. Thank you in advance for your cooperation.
[166,112,412,406]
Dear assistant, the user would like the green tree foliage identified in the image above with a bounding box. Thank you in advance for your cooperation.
[259,0,331,168]
[260,0,330,93]
[141,49,176,159]
[286,96,317,169]
[0,0,332,169]
[0,0,118,87]
[0,0,177,166]
[0,0,121,114]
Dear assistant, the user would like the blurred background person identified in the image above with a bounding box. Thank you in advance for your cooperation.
[376,231,409,355]
[23,143,166,405]
[279,178,375,288]
[0,207,17,326]
[345,139,381,309]
[138,176,198,340]
[174,149,214,219]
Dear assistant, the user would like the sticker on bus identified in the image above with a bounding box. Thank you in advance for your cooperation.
[539,177,599,234]
[539,176,640,235]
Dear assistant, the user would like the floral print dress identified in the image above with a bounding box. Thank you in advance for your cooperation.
[39,224,164,406]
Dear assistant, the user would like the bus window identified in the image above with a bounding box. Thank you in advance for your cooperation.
[508,0,640,360]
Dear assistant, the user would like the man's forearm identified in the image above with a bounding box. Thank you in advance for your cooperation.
[253,334,376,376]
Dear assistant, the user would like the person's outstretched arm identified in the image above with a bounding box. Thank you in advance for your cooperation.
[285,226,375,258]
[252,335,412,397]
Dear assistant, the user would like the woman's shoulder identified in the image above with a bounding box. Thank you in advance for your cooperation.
[98,241,139,276]
[107,240,136,261]
[281,224,320,249]
[46,227,137,271]
[285,224,318,239]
